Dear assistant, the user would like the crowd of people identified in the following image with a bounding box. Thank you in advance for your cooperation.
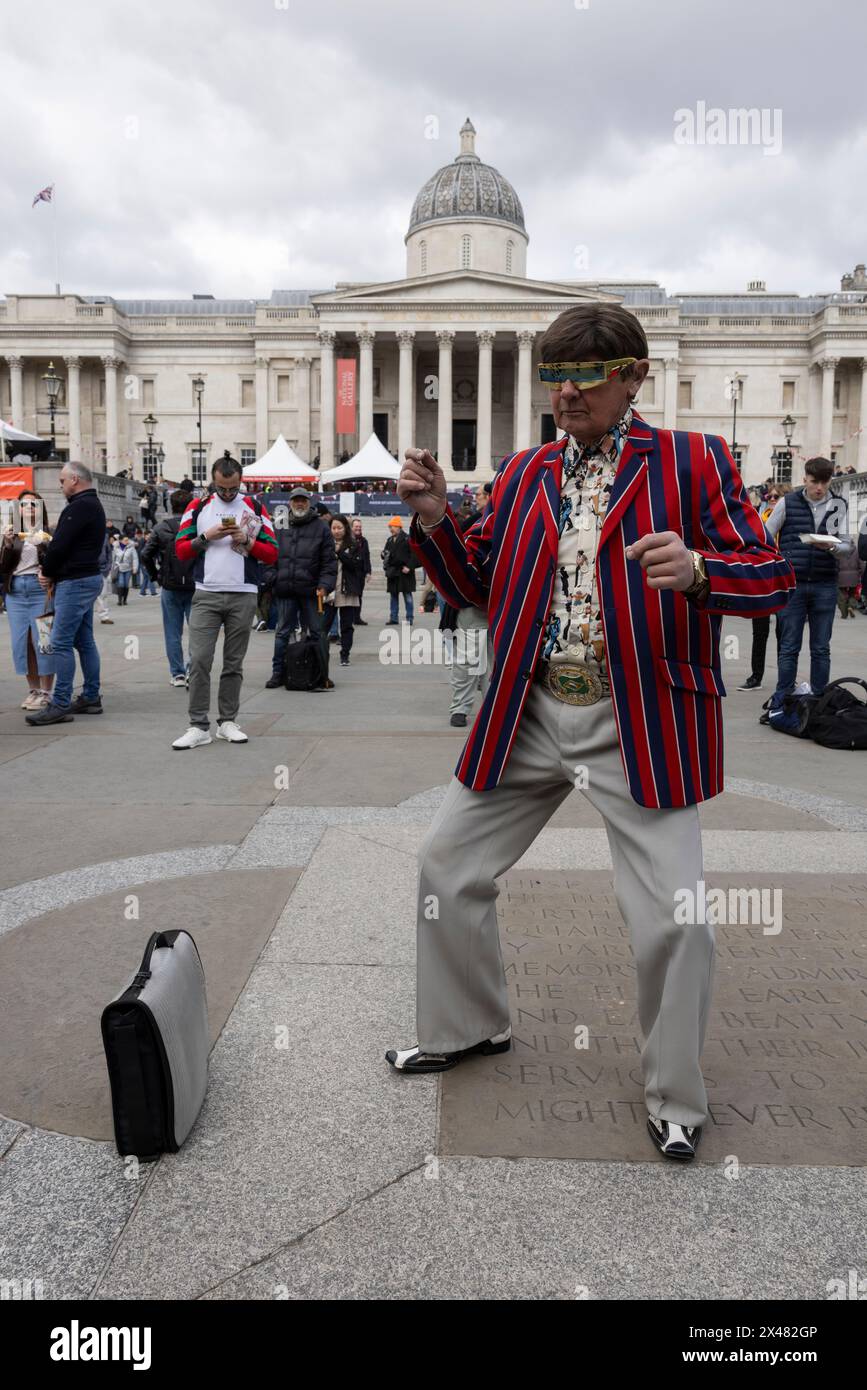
[0,454,449,737]
[2,444,864,742]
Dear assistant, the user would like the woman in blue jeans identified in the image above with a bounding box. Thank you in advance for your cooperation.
[0,493,57,711]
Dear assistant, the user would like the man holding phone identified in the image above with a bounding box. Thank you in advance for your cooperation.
[172,452,277,749]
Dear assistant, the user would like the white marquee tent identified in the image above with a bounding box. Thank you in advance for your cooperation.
[318,433,400,486]
[241,433,318,482]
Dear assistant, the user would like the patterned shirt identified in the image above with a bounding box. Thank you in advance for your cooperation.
[540,407,633,697]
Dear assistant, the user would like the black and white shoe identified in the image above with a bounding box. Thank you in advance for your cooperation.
[646,1113,702,1161]
[385,1026,511,1074]
[736,675,762,691]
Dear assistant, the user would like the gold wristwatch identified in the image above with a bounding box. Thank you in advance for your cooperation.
[684,550,709,599]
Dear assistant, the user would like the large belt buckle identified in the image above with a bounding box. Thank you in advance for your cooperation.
[544,660,604,706]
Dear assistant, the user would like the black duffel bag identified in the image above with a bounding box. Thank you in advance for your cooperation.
[807,678,867,749]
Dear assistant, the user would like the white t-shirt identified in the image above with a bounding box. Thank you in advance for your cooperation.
[194,495,258,593]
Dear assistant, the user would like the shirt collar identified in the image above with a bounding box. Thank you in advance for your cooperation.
[566,405,633,469]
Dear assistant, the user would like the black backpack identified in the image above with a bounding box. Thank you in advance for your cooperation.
[284,632,328,691]
[806,678,867,749]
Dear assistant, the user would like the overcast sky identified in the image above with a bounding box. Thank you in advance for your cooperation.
[2,0,865,301]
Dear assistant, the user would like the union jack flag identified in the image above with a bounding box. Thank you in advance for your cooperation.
[32,185,53,207]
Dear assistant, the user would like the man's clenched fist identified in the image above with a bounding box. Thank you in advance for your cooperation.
[397,448,447,528]
[625,531,696,591]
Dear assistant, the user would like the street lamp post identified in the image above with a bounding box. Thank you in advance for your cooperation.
[771,415,796,485]
[725,372,744,457]
[41,361,61,459]
[192,376,205,477]
[143,412,157,480]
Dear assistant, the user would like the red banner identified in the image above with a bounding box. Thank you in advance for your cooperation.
[0,466,34,498]
[335,358,357,436]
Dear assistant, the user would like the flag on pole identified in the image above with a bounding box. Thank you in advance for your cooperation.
[32,185,53,207]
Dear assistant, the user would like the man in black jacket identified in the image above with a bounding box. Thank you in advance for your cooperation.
[265,488,337,688]
[26,462,107,726]
[142,489,196,686]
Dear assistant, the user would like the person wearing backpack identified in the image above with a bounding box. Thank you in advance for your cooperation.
[764,457,855,707]
[141,489,197,687]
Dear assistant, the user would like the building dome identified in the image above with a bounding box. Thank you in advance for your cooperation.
[405,120,529,279]
[408,119,526,236]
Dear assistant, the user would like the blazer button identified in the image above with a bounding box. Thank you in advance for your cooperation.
[534,618,543,628]
[522,669,532,680]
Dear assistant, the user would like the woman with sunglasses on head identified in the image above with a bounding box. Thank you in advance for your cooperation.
[0,491,57,710]
[737,482,791,691]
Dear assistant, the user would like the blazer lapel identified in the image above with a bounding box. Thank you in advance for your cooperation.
[599,419,654,550]
[535,439,566,563]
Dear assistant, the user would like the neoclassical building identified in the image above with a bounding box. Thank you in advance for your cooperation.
[3,118,867,486]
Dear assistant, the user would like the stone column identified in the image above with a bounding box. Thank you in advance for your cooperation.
[820,357,839,458]
[397,330,415,461]
[255,355,269,456]
[436,329,455,471]
[318,330,336,471]
[515,330,535,448]
[857,359,867,474]
[806,363,823,456]
[64,356,81,460]
[6,355,24,429]
[102,354,121,469]
[295,354,311,461]
[662,356,679,429]
[476,330,495,474]
[358,329,375,442]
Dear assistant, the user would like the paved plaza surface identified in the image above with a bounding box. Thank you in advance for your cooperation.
[1,575,866,1301]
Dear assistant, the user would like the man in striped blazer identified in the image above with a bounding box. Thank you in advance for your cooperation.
[385,303,795,1161]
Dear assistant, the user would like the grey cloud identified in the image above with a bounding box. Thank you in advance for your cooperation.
[1,0,865,298]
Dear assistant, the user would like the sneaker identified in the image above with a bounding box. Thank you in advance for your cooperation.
[21,689,43,709]
[385,1027,511,1074]
[172,726,212,750]
[340,655,350,666]
[25,702,74,727]
[355,618,368,625]
[99,616,114,624]
[450,712,468,727]
[736,675,763,691]
[265,675,284,689]
[70,694,103,715]
[216,720,248,744]
[171,675,187,687]
[256,620,267,631]
[646,1113,702,1161]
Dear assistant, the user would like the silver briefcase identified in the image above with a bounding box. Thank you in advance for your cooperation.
[101,929,209,1160]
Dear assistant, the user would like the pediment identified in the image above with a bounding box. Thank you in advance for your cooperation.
[313,270,620,306]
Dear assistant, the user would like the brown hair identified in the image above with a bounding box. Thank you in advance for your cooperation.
[804,456,834,483]
[537,304,649,382]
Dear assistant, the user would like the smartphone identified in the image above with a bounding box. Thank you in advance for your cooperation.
[220,516,236,529]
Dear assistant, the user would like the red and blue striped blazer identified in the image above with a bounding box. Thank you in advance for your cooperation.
[409,416,795,808]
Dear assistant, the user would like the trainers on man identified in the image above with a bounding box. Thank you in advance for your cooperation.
[70,694,103,714]
[172,726,212,750]
[25,703,74,727]
[216,721,248,743]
